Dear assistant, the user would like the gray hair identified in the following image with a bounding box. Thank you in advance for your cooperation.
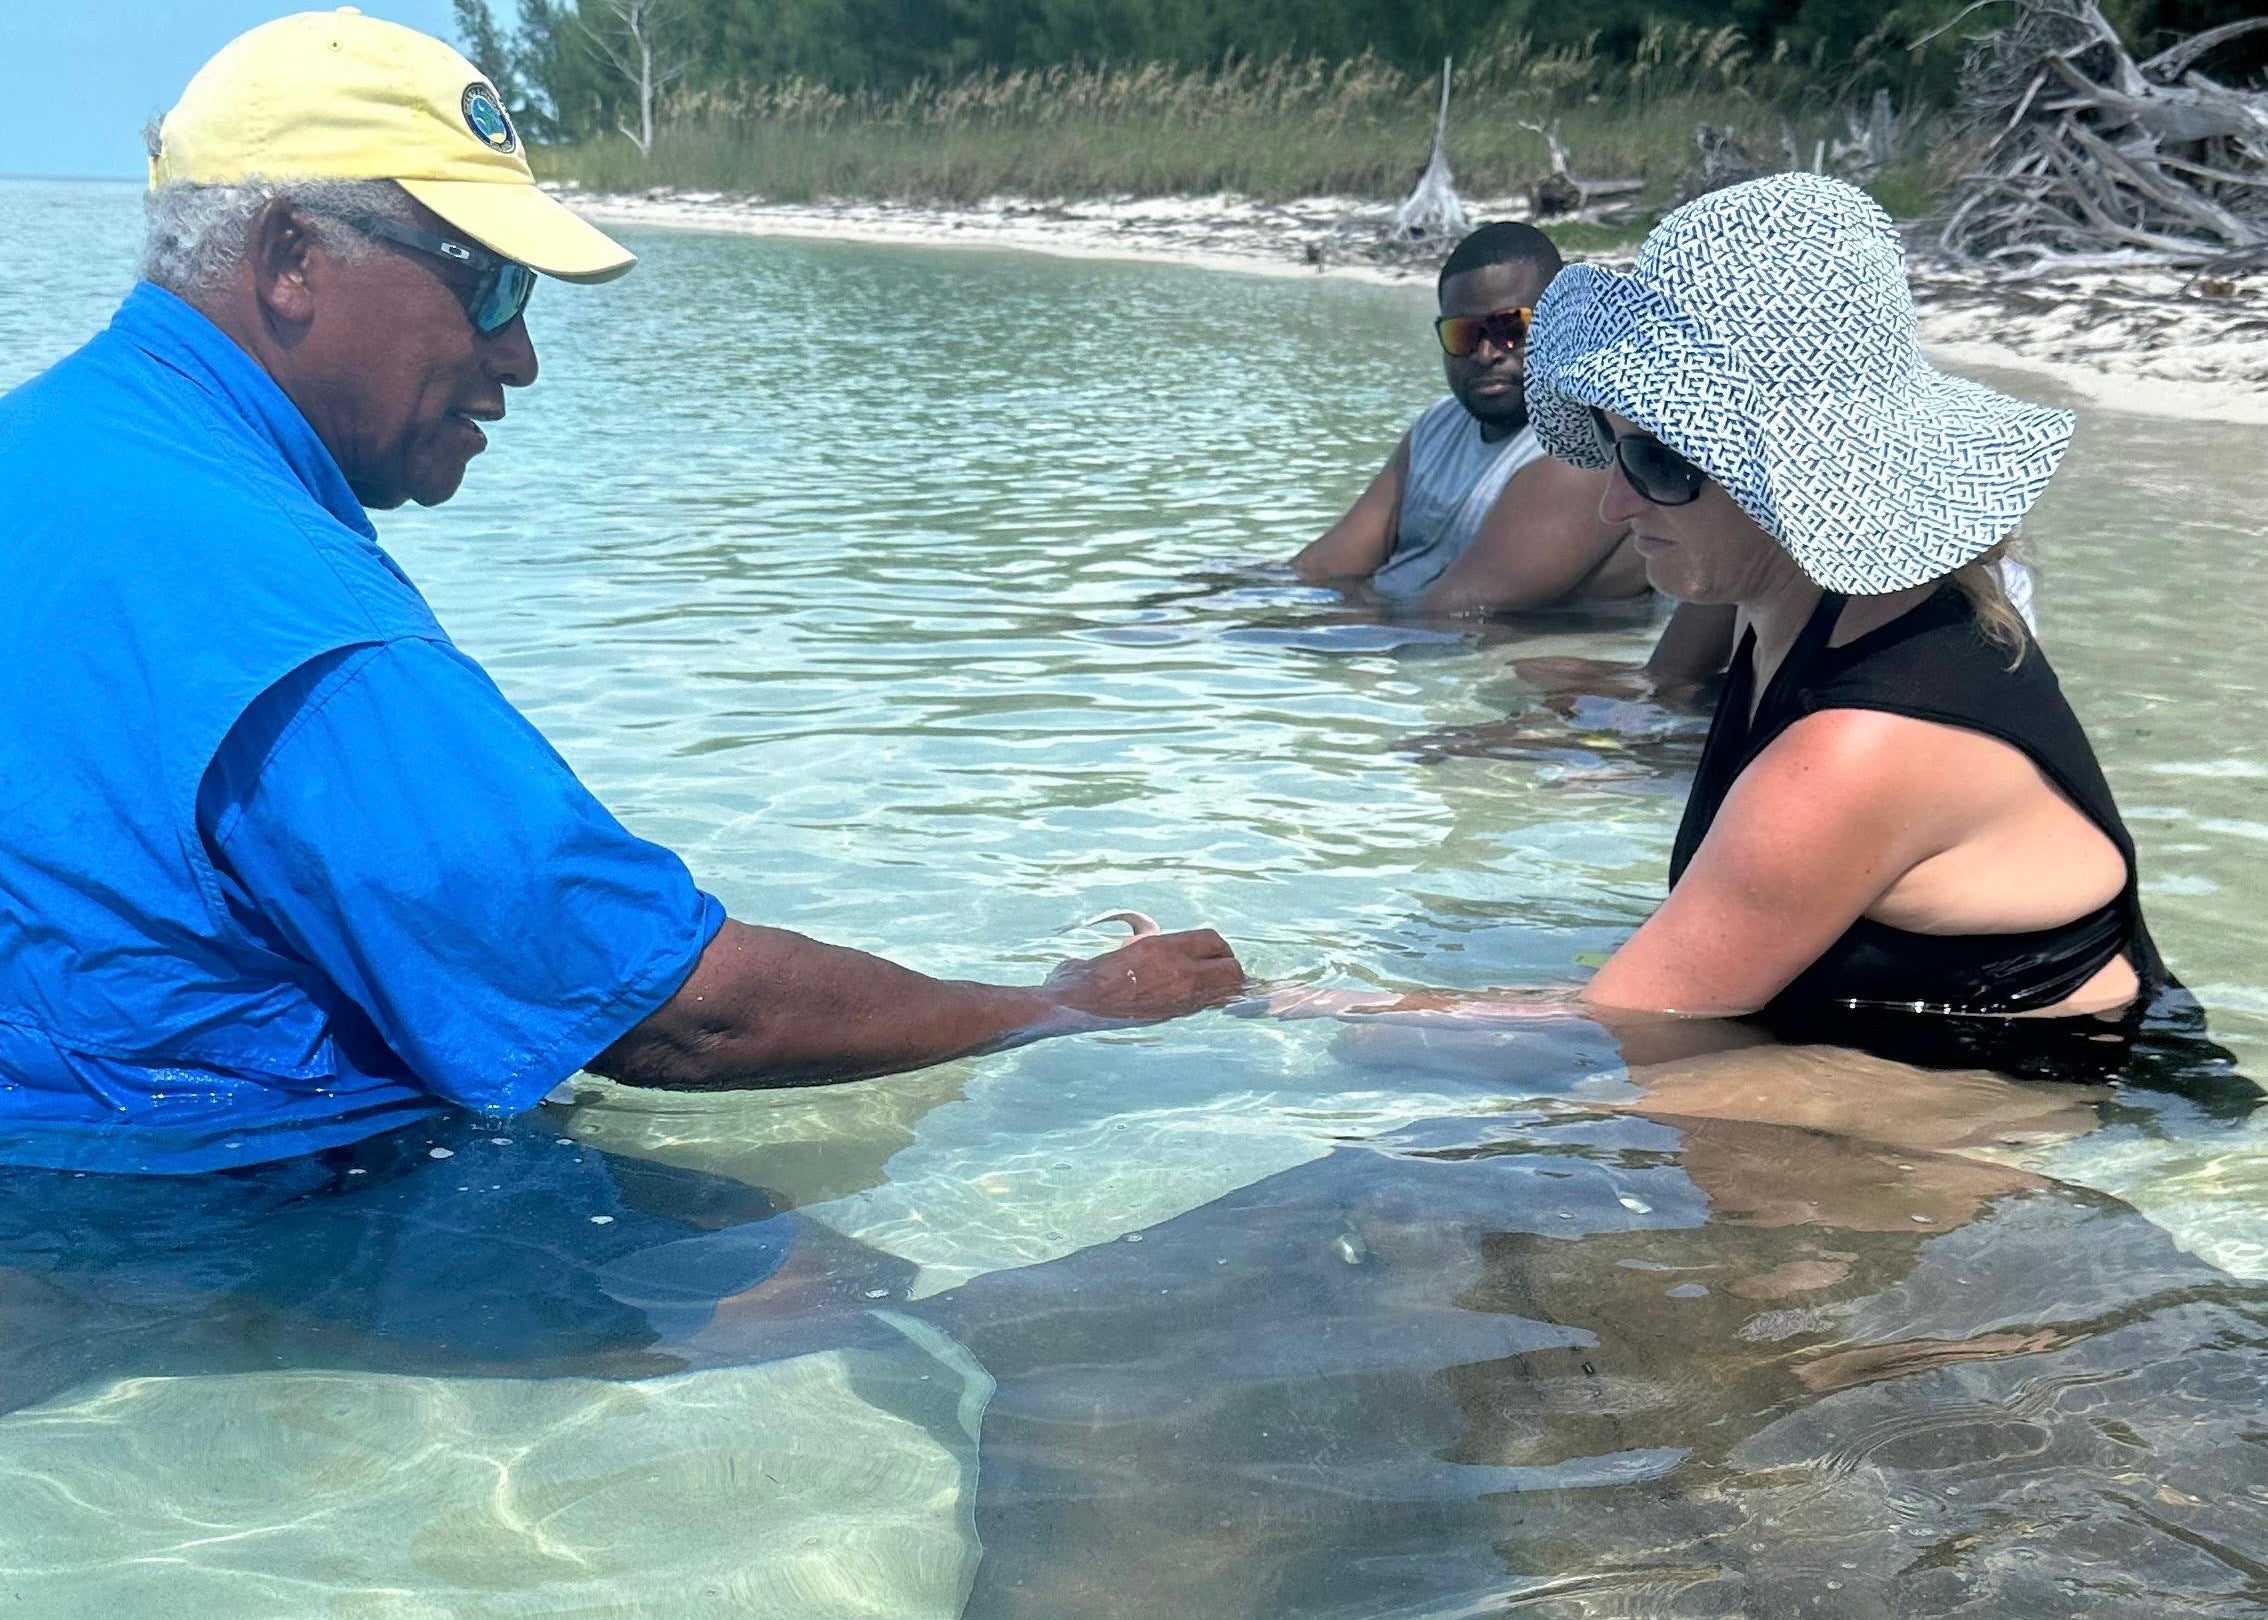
[140,152,418,299]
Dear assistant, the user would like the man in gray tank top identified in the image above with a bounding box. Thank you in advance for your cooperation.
[1293,223,1649,615]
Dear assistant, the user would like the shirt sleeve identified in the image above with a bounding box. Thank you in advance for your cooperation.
[197,638,726,1115]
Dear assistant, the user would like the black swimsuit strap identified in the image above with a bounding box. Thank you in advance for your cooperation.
[1672,590,1849,884]
[1759,589,1849,728]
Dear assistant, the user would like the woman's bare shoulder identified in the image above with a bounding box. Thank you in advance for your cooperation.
[1728,707,2041,862]
[1752,707,2041,796]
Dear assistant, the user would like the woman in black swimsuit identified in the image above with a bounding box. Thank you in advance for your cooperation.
[1267,173,2218,1091]
[1519,174,2161,1035]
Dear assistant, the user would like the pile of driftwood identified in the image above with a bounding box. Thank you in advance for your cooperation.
[1938,0,2268,275]
[1688,91,1904,197]
[1367,0,2267,285]
[1536,91,1900,222]
[1524,122,1646,226]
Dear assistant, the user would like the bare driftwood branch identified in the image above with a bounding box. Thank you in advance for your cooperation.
[1520,119,1642,226]
[2140,17,2268,86]
[1937,0,2268,275]
[1831,89,1900,178]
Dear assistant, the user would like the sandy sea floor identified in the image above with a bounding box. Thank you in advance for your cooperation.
[563,186,2268,426]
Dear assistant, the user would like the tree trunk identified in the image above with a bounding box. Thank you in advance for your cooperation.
[1389,58,1470,242]
[638,25,655,157]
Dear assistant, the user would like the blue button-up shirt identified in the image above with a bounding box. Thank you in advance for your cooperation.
[0,284,722,1173]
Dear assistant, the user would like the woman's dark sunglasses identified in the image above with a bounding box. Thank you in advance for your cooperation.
[1434,306,1533,358]
[341,213,536,337]
[1590,409,1707,506]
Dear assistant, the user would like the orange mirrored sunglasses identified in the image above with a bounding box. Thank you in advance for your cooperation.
[1434,306,1533,357]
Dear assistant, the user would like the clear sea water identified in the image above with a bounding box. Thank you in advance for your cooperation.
[1,176,2265,1617]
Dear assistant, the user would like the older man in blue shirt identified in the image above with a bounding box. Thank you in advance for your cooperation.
[0,13,1238,1176]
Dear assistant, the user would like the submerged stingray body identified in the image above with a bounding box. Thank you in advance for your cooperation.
[930,1124,2268,1620]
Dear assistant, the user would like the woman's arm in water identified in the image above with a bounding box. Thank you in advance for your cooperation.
[1263,712,1942,1033]
[1291,436,1410,582]
[1257,981,1769,1068]
[1583,711,1968,1015]
[596,920,1244,1090]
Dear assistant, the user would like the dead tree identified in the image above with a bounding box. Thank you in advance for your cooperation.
[1936,0,2268,275]
[1681,91,1898,202]
[1831,89,1900,178]
[1391,59,1471,242]
[582,0,691,158]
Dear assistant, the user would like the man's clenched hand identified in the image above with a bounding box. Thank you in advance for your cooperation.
[1041,929,1244,1024]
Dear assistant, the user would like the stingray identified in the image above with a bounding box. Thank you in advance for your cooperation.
[919,1123,2268,1620]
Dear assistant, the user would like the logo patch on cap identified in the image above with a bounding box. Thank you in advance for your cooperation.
[462,84,518,154]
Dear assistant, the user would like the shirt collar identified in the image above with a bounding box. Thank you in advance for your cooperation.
[109,282,377,541]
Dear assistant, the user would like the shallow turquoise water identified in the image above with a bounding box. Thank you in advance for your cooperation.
[2,177,2265,1616]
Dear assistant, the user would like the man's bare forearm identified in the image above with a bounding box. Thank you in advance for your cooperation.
[592,923,1070,1091]
[593,917,1243,1092]
[1291,523,1391,582]
[1293,440,1407,581]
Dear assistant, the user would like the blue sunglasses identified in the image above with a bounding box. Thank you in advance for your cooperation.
[340,212,536,337]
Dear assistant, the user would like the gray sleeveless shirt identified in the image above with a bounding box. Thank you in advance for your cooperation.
[1372,395,1547,599]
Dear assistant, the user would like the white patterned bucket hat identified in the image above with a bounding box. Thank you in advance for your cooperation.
[1525,172,2074,595]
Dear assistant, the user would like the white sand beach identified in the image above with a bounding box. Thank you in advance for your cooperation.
[566,187,2268,425]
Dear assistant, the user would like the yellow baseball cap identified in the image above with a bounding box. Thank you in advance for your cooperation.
[150,8,633,284]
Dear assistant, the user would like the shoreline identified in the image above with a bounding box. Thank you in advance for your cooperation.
[566,188,2268,426]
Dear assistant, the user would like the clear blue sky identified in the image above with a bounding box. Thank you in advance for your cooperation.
[2,1,469,179]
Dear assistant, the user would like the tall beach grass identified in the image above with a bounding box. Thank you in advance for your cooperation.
[532,27,1952,219]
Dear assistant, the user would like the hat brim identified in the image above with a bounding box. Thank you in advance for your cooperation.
[1527,263,2073,595]
[1762,371,2072,594]
[399,178,635,283]
[1528,266,1698,469]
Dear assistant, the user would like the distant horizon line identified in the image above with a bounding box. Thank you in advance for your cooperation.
[0,171,140,184]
